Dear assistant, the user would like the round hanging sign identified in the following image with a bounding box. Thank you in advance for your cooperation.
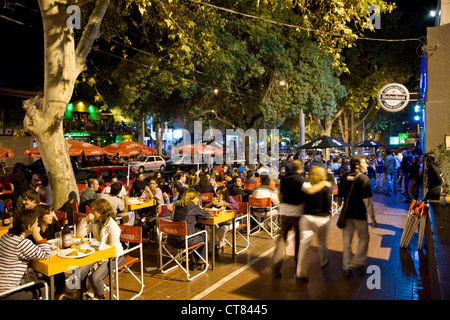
[377,83,410,112]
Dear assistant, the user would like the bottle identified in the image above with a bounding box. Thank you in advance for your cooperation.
[62,217,72,249]
[2,205,10,226]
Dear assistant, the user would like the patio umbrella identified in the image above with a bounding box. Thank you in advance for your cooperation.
[400,201,426,249]
[172,143,223,156]
[173,143,224,171]
[355,140,385,147]
[102,141,157,186]
[417,204,429,250]
[102,141,157,157]
[296,135,352,150]
[24,139,104,157]
[0,146,14,160]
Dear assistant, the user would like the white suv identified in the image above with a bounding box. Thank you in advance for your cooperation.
[130,155,166,173]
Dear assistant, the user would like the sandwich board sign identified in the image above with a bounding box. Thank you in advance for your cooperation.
[377,83,410,112]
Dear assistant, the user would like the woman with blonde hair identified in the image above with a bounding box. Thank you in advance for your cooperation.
[76,198,124,299]
[296,165,332,280]
[168,189,211,270]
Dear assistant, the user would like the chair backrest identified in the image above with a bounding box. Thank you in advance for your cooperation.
[199,193,213,203]
[54,210,67,227]
[231,194,242,203]
[236,202,248,214]
[269,181,276,190]
[159,219,188,236]
[332,186,338,195]
[248,196,271,208]
[73,211,87,226]
[243,183,256,192]
[253,177,260,183]
[70,199,78,213]
[216,181,226,186]
[158,203,174,218]
[118,225,142,244]
[39,193,47,204]
[85,205,93,214]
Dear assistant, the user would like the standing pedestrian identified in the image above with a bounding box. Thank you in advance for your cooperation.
[337,156,377,278]
[375,151,384,192]
[408,156,422,201]
[401,150,412,195]
[383,149,397,196]
[272,160,330,278]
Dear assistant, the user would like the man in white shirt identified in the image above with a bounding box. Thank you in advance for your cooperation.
[251,175,280,217]
[102,176,127,199]
[100,182,128,214]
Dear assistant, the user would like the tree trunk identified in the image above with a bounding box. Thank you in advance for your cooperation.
[23,0,110,209]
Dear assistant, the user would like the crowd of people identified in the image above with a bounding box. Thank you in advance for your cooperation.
[0,146,445,299]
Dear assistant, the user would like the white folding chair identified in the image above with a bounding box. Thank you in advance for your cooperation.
[156,203,174,244]
[158,218,208,281]
[0,281,49,300]
[114,225,144,300]
[224,201,250,254]
[248,196,280,239]
[331,186,341,216]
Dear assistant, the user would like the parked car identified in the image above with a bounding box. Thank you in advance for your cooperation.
[25,158,79,177]
[75,166,138,193]
[129,155,166,173]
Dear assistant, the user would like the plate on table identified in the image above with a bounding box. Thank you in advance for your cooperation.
[128,198,144,205]
[47,239,61,253]
[57,247,95,259]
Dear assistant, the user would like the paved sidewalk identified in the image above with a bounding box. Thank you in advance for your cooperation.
[65,186,448,303]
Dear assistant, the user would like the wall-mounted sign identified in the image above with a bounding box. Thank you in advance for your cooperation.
[398,133,408,145]
[378,83,410,112]
[389,136,399,145]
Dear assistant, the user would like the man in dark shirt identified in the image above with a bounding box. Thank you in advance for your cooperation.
[245,170,257,184]
[228,176,250,202]
[131,173,150,197]
[337,156,377,278]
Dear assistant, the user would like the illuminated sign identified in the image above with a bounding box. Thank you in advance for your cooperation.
[378,83,410,112]
[389,136,399,145]
[398,133,408,145]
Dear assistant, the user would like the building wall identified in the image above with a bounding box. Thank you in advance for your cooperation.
[425,23,450,152]
[0,135,35,168]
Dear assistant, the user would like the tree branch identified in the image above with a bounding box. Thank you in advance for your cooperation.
[75,0,110,74]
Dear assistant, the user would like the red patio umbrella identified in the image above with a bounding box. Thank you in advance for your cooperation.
[172,143,223,155]
[102,141,157,157]
[24,140,104,157]
[0,146,14,160]
[102,141,157,186]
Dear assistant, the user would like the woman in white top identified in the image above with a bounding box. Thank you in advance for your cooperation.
[77,198,124,300]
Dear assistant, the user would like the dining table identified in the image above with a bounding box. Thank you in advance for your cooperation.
[0,221,11,236]
[197,209,236,270]
[127,198,157,211]
[30,241,116,300]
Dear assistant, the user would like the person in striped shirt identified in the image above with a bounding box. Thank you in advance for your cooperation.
[0,208,52,300]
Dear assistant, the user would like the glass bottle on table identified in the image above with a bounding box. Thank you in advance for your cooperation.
[62,217,72,249]
[2,204,10,226]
